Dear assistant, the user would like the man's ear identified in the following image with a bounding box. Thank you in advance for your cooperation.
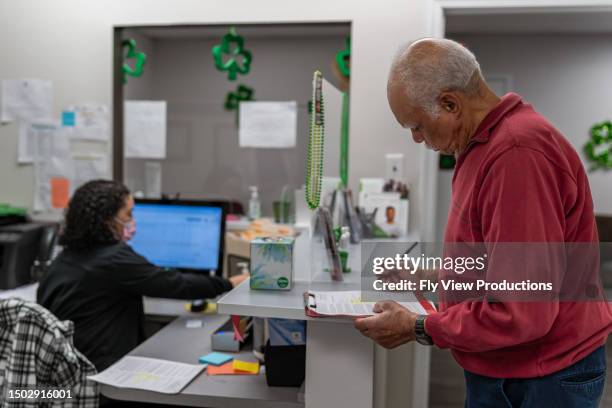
[438,92,461,115]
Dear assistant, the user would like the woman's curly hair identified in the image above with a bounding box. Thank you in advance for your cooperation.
[59,179,130,251]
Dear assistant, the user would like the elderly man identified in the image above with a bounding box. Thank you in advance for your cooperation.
[355,38,612,407]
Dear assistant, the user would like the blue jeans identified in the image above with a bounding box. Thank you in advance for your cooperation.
[464,346,606,408]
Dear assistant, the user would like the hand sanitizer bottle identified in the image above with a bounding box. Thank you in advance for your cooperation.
[249,186,261,220]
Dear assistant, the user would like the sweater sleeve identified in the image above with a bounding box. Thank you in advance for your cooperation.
[108,243,233,299]
[426,147,568,351]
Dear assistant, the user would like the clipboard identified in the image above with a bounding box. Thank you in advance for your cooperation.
[303,290,436,318]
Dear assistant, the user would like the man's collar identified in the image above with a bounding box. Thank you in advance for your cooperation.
[470,92,523,143]
[454,93,522,164]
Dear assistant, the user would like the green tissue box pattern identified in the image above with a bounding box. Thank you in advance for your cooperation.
[250,237,294,290]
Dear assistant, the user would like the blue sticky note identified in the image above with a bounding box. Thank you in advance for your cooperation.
[62,111,76,127]
[199,352,233,366]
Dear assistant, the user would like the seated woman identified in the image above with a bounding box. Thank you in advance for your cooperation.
[37,180,247,371]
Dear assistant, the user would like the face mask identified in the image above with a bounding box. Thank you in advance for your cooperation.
[115,218,136,241]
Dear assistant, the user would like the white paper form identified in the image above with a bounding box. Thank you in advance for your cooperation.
[239,101,297,148]
[0,79,53,123]
[88,356,206,394]
[18,121,37,164]
[124,101,167,159]
[31,121,74,212]
[67,103,109,142]
[307,290,428,317]
[144,161,162,198]
[72,154,109,192]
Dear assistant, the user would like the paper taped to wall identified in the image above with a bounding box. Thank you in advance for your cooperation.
[124,100,167,158]
[31,121,74,212]
[144,161,162,198]
[18,122,37,164]
[0,79,53,123]
[73,154,109,192]
[65,103,109,142]
[239,101,297,148]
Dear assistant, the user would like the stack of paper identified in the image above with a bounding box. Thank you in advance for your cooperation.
[88,356,205,394]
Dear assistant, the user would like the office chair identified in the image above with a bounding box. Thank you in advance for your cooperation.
[31,223,60,281]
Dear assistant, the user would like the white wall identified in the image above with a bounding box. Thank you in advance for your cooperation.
[452,33,612,215]
[0,1,434,407]
[0,0,431,236]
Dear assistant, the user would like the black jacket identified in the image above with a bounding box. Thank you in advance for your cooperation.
[37,242,232,371]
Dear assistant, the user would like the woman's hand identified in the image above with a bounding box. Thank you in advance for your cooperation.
[229,273,249,287]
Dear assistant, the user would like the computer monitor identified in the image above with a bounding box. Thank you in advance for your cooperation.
[129,199,226,275]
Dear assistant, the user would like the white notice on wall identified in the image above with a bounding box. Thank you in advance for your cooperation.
[18,122,37,164]
[239,101,297,148]
[144,161,162,198]
[124,101,167,158]
[1,79,53,123]
[67,103,110,142]
[32,121,74,212]
[72,154,109,192]
[19,120,73,164]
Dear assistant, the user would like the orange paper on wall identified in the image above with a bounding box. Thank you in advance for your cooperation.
[50,177,70,209]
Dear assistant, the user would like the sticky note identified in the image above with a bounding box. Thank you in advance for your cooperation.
[185,320,202,329]
[198,352,233,366]
[233,359,260,374]
[50,177,70,209]
[62,111,76,127]
[206,362,252,376]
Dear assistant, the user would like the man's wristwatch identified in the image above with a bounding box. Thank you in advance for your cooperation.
[414,315,434,346]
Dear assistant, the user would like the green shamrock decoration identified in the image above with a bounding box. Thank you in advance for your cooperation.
[584,121,612,171]
[224,85,254,111]
[122,39,147,84]
[212,27,252,81]
[335,36,351,78]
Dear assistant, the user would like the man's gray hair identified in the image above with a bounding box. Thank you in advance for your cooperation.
[390,38,482,116]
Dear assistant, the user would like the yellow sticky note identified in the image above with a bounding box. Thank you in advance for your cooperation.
[232,359,259,374]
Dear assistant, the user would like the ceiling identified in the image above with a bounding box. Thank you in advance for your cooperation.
[446,11,612,34]
[134,23,351,40]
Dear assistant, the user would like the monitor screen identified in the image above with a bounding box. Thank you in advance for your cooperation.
[129,202,224,272]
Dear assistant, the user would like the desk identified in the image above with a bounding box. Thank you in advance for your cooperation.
[100,315,303,407]
[218,280,375,408]
[0,283,199,318]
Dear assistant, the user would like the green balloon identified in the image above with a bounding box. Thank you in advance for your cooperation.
[335,37,351,78]
[224,84,254,111]
[212,27,252,81]
[122,39,146,84]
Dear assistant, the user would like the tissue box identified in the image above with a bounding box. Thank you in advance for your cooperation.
[268,319,306,346]
[250,237,294,290]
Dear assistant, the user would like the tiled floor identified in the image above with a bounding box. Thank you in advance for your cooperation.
[429,338,612,407]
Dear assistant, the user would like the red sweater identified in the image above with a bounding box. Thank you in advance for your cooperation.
[425,93,612,378]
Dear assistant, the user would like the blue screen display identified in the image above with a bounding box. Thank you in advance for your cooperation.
[129,203,223,271]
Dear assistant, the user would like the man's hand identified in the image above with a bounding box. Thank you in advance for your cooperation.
[354,301,418,349]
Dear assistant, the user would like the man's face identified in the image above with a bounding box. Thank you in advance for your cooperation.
[386,207,395,222]
[387,83,462,155]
